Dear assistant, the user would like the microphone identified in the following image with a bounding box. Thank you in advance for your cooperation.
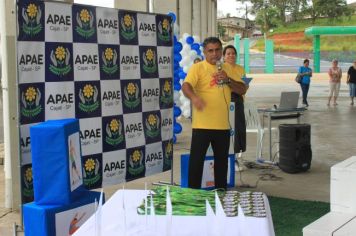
[216,61,224,85]
[216,61,222,72]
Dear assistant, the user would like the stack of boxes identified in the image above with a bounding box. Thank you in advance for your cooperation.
[23,119,104,236]
[303,156,356,235]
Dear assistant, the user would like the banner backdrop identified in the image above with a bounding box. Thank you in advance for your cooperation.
[17,1,174,203]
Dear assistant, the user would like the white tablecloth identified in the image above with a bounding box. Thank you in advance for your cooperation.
[74,189,275,236]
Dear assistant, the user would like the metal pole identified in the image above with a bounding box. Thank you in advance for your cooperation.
[243,38,250,73]
[268,113,272,161]
[1,0,21,211]
[234,34,240,64]
[313,35,320,73]
[265,39,274,73]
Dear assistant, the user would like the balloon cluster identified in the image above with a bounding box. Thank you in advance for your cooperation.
[170,12,204,143]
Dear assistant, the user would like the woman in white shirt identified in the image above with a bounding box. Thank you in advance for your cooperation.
[327,59,342,106]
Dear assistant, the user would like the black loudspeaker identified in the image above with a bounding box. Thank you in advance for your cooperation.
[278,124,312,173]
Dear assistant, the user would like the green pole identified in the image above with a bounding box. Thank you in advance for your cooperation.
[244,38,250,73]
[313,35,320,73]
[265,39,274,73]
[234,34,241,64]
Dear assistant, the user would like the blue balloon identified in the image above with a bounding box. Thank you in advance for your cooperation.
[174,106,182,117]
[174,53,182,62]
[174,122,183,134]
[174,83,182,91]
[174,71,179,79]
[195,48,201,55]
[174,76,180,84]
[186,36,194,45]
[178,71,187,79]
[173,35,178,44]
[174,42,183,53]
[174,62,180,71]
[191,43,200,50]
[173,134,177,143]
[168,12,176,23]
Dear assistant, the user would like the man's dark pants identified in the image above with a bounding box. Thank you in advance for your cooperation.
[188,129,230,189]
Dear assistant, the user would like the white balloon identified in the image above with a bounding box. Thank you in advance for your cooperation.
[182,109,191,118]
[183,100,190,107]
[182,44,191,52]
[189,50,197,57]
[179,94,188,104]
[183,66,189,73]
[193,35,200,43]
[182,56,191,65]
[180,49,189,57]
[173,23,180,36]
[174,91,180,102]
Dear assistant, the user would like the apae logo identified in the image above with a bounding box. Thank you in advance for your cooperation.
[157,18,170,42]
[128,150,144,175]
[160,80,173,105]
[120,14,136,40]
[46,12,71,32]
[21,136,31,153]
[75,9,95,39]
[23,166,33,199]
[19,52,43,73]
[74,51,99,71]
[145,114,160,138]
[139,22,155,32]
[83,158,100,187]
[105,119,124,146]
[80,128,101,140]
[21,86,42,118]
[46,91,74,111]
[123,82,140,109]
[164,141,173,167]
[21,3,42,37]
[142,49,157,74]
[49,46,72,77]
[102,47,119,75]
[104,160,125,176]
[79,84,99,113]
[161,116,173,128]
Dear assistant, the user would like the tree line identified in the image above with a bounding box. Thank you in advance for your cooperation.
[236,0,355,31]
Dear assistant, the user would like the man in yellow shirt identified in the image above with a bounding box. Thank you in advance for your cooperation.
[182,37,246,189]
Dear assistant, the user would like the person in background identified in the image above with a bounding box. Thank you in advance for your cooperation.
[298,59,313,107]
[347,60,356,105]
[223,45,247,159]
[182,37,246,189]
[327,59,342,106]
[194,57,202,64]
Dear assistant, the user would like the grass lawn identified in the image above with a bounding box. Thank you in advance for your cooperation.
[270,15,356,34]
[269,196,330,236]
[253,15,356,53]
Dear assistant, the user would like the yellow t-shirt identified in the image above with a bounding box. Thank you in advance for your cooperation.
[231,64,245,83]
[230,64,246,99]
[184,60,242,130]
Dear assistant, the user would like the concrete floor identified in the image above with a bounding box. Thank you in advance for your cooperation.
[0,73,355,235]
